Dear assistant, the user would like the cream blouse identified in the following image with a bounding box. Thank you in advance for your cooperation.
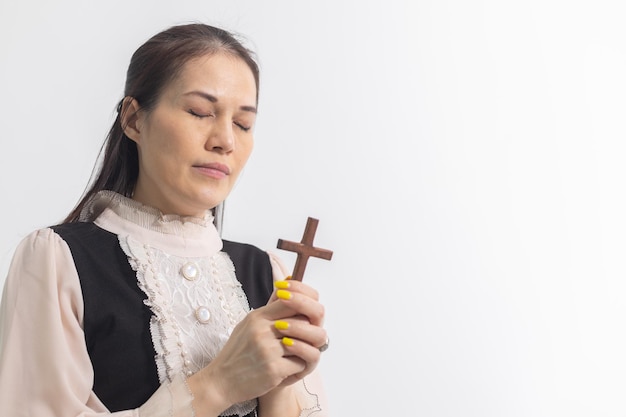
[0,191,327,417]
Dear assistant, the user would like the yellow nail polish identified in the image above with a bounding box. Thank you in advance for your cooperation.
[276,290,292,300]
[282,337,295,347]
[285,275,292,280]
[274,320,289,330]
[274,280,290,289]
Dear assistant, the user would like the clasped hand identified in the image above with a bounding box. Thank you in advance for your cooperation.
[189,278,327,412]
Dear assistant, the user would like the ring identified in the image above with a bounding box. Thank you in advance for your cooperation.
[319,337,329,352]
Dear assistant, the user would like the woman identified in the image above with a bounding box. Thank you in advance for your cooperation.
[0,23,328,417]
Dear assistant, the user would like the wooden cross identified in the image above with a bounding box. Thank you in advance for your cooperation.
[277,217,333,281]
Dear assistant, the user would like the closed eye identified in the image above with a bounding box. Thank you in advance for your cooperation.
[188,109,211,118]
[189,108,251,132]
[234,122,251,132]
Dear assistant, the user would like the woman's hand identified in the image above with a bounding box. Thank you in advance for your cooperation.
[269,278,327,385]
[188,279,327,415]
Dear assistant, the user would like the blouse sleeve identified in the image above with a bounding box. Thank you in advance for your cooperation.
[0,228,194,417]
[267,251,330,417]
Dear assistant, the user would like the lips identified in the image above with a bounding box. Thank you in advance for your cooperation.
[193,162,230,179]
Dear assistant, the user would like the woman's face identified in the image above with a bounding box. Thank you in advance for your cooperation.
[126,52,257,217]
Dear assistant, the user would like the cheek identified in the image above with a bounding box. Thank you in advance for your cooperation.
[138,145,181,185]
[156,123,184,151]
[146,124,191,164]
[238,142,254,169]
[228,143,253,182]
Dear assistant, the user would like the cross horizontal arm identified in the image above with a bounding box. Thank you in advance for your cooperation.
[276,217,333,281]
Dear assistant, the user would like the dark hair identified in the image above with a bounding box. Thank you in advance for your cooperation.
[63,23,260,224]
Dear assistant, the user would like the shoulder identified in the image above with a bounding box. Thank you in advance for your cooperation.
[49,222,119,255]
[5,227,83,310]
[221,239,273,277]
[10,226,89,272]
[222,239,267,258]
[14,227,68,256]
[50,222,113,241]
[221,240,291,282]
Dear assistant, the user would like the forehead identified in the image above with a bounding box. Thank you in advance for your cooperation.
[166,52,257,102]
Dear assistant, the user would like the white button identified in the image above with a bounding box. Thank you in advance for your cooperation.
[181,262,199,280]
[195,306,211,323]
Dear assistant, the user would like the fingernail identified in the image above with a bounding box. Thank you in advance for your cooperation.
[274,320,289,330]
[274,280,290,289]
[276,290,292,300]
[285,275,292,280]
[282,337,295,347]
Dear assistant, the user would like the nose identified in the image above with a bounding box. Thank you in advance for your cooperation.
[205,116,234,154]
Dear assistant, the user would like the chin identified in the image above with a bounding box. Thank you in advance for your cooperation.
[192,194,224,213]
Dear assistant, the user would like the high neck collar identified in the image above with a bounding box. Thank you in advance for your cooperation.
[81,190,222,257]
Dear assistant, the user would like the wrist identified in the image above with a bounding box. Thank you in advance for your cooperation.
[187,368,230,417]
[258,385,299,416]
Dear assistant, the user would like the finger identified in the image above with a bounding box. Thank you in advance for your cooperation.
[279,279,320,299]
[268,279,319,302]
[204,309,308,403]
[278,336,322,382]
[265,289,325,326]
[275,353,307,378]
[273,318,327,351]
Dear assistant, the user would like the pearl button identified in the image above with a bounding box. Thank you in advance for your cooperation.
[181,262,199,281]
[195,306,211,323]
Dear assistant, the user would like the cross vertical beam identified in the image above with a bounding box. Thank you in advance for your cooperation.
[277,217,333,281]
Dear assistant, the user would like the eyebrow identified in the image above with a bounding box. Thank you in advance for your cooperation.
[184,91,257,114]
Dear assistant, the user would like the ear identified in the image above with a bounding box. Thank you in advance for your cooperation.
[120,97,144,143]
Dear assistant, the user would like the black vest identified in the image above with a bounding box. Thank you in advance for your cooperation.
[52,222,274,415]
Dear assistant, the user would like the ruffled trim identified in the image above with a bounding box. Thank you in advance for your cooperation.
[87,191,222,257]
[118,233,256,417]
[80,190,214,232]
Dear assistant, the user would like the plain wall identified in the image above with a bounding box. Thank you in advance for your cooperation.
[2,1,626,415]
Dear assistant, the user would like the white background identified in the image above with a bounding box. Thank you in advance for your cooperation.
[2,1,626,416]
